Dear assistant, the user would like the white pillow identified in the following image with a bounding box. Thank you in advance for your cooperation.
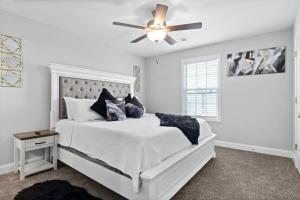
[64,97,75,120]
[64,97,102,122]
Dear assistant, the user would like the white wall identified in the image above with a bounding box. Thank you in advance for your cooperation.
[0,10,145,166]
[146,30,293,151]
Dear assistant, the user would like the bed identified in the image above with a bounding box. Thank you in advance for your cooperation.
[50,63,216,200]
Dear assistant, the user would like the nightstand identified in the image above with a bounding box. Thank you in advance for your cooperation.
[14,130,58,180]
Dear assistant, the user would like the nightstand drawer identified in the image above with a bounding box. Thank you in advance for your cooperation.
[25,137,54,150]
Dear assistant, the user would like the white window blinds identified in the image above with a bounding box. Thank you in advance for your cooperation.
[182,56,220,119]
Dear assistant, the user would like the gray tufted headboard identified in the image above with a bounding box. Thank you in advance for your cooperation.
[50,63,135,129]
[59,77,131,119]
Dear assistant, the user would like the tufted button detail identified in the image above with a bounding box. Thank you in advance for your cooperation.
[102,83,105,86]
[116,84,119,87]
[85,96,88,98]
[119,90,121,93]
[80,88,83,91]
[75,80,78,84]
[94,96,97,99]
[89,88,92,92]
[70,87,73,91]
[113,90,115,93]
[109,84,112,87]
[94,82,97,85]
[75,96,78,98]
[85,81,88,85]
[64,79,68,83]
[98,89,101,92]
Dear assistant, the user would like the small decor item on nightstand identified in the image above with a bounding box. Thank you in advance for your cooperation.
[13,130,58,180]
[0,34,22,87]
[35,131,42,135]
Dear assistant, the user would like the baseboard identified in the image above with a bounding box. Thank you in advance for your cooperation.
[215,140,293,158]
[1,143,295,175]
[0,162,14,175]
[0,156,44,175]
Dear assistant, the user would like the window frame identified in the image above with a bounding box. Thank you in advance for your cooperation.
[181,54,221,122]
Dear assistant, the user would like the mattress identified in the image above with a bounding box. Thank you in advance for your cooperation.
[56,113,213,192]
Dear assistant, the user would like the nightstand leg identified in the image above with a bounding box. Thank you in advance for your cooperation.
[45,147,50,162]
[53,136,57,170]
[20,143,25,180]
[13,138,18,173]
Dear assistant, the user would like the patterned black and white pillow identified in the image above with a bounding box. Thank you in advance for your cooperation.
[105,100,126,121]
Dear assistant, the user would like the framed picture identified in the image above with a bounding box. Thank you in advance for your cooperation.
[227,47,285,77]
[0,34,22,87]
[133,65,140,92]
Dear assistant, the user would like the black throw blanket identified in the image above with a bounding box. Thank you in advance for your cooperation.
[155,113,200,145]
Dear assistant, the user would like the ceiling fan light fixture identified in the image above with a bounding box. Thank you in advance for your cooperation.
[112,4,202,45]
[147,29,166,43]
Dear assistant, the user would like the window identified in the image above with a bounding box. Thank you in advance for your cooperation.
[182,55,220,121]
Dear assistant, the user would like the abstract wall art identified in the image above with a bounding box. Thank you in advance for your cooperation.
[227,47,285,77]
[133,65,140,92]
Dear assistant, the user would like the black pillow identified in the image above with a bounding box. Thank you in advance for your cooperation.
[124,93,132,104]
[91,88,118,119]
[125,94,144,111]
[125,103,144,118]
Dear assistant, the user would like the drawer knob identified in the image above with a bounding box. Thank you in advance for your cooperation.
[35,141,46,145]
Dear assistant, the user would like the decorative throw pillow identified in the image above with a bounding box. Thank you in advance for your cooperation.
[125,103,144,118]
[91,88,119,119]
[124,94,144,111]
[105,100,127,121]
[124,93,132,104]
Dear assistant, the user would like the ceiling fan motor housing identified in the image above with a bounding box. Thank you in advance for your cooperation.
[147,20,166,30]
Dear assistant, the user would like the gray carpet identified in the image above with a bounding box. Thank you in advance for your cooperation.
[1,147,300,200]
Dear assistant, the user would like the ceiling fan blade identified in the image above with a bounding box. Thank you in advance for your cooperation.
[167,22,202,32]
[113,22,145,30]
[130,34,147,43]
[164,34,176,45]
[154,4,168,25]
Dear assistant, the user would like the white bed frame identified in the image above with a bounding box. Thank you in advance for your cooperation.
[49,63,216,200]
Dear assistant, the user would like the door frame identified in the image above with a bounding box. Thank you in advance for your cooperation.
[294,32,300,173]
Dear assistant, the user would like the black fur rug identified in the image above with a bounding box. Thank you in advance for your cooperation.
[14,180,101,200]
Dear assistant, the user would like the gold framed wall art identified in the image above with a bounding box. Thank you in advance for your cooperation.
[0,34,22,87]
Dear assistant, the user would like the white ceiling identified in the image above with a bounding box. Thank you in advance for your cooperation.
[1,0,300,58]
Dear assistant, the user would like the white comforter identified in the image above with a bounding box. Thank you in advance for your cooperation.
[56,114,213,192]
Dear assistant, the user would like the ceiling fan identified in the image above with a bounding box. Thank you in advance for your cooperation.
[112,4,202,45]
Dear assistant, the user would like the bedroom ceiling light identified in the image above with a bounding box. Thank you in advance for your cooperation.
[147,29,166,42]
[112,4,202,45]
